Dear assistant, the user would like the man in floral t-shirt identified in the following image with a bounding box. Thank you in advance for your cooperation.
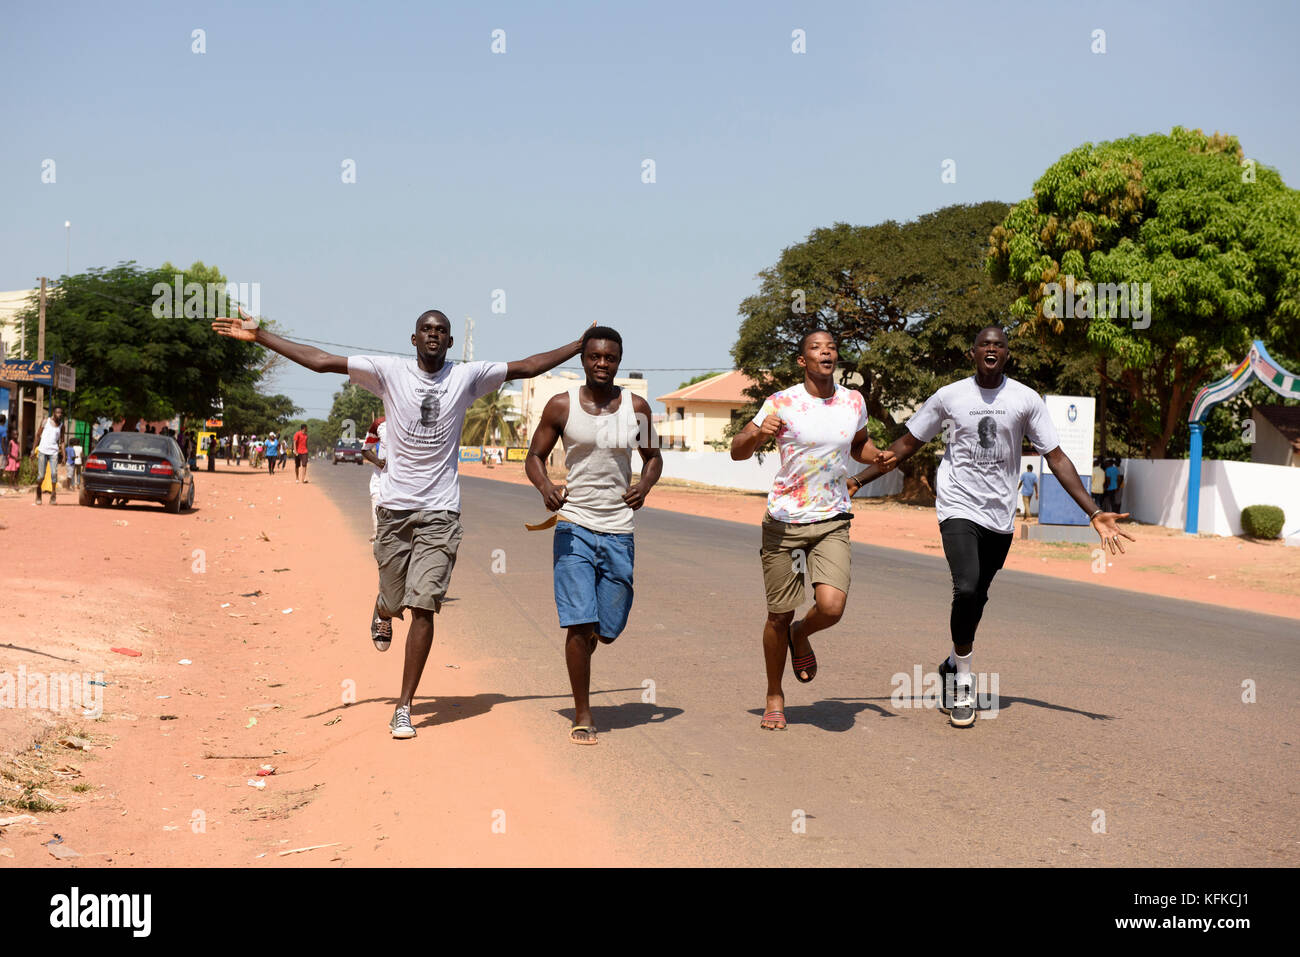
[730,330,895,731]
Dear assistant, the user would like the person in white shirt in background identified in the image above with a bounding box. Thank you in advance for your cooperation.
[33,405,65,506]
[362,416,388,543]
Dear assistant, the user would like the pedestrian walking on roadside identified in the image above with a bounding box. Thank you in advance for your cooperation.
[33,405,65,506]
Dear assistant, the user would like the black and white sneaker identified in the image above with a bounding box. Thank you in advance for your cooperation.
[937,658,956,713]
[371,598,392,652]
[389,705,415,739]
[949,678,976,728]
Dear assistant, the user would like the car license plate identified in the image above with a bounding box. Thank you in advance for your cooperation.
[113,462,146,473]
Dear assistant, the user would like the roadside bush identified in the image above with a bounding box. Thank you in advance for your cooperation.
[1240,505,1285,540]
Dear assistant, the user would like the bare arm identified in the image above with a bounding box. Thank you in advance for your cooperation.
[506,325,594,380]
[730,414,781,460]
[524,394,569,511]
[849,430,924,488]
[623,394,662,510]
[212,310,348,374]
[1044,446,1134,554]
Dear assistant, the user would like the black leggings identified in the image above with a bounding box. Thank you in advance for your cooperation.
[939,518,1013,648]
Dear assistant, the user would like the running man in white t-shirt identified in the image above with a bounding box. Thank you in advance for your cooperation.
[730,330,896,731]
[214,307,588,740]
[852,326,1134,728]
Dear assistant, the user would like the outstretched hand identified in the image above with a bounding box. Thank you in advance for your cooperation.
[211,307,260,342]
[1091,512,1135,555]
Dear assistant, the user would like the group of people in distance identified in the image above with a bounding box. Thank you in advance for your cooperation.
[213,310,1134,741]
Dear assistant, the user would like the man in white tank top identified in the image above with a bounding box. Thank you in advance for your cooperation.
[525,327,662,746]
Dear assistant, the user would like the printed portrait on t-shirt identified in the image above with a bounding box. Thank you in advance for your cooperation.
[419,391,440,428]
[973,414,1007,465]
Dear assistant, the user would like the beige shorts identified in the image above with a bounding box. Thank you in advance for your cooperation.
[373,507,462,617]
[759,514,852,613]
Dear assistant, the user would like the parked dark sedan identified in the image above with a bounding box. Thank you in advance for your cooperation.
[81,432,195,512]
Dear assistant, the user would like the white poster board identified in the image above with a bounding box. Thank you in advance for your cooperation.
[1043,395,1094,475]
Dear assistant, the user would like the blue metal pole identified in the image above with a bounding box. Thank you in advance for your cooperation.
[1186,423,1203,534]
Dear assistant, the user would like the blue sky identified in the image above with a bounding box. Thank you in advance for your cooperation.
[2,0,1297,416]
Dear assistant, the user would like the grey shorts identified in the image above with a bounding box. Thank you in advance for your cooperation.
[373,507,462,617]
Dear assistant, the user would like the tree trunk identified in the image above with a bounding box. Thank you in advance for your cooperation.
[897,462,936,505]
[1096,356,1107,460]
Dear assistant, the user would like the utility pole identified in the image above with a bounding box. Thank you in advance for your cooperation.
[16,308,26,455]
[36,277,47,426]
[463,316,475,362]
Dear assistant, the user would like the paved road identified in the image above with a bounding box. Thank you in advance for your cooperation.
[312,463,1299,866]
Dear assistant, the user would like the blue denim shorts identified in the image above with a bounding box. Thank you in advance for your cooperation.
[553,521,635,640]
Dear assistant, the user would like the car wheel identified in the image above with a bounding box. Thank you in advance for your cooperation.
[166,488,183,513]
[79,486,94,507]
[184,483,195,510]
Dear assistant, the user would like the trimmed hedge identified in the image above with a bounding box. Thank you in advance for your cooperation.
[1241,505,1285,539]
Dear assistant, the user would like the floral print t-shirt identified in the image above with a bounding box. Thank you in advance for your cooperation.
[753,383,869,523]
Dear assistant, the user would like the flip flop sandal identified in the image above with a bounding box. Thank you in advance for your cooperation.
[760,711,787,731]
[788,622,817,683]
[569,725,598,746]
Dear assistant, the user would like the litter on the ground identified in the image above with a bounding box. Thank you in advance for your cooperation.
[246,779,266,789]
[0,815,39,828]
[59,736,91,751]
[281,608,293,614]
[178,659,193,665]
[246,717,258,728]
[110,647,141,657]
[241,591,262,597]
[221,602,232,608]
[256,765,276,776]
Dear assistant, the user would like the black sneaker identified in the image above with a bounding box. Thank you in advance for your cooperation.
[371,598,392,652]
[937,658,956,713]
[950,677,976,728]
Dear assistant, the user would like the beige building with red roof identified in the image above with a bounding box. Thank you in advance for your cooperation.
[655,370,759,450]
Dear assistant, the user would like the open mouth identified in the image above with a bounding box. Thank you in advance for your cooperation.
[983,354,999,366]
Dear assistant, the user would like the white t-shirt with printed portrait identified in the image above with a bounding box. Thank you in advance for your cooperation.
[906,375,1060,533]
[753,383,869,524]
[348,356,507,512]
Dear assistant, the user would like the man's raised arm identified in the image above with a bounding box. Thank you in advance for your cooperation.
[505,325,593,380]
[212,309,348,375]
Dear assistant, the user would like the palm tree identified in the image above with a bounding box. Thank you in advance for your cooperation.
[461,388,520,445]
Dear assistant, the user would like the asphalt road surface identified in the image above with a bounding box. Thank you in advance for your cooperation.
[312,461,1299,866]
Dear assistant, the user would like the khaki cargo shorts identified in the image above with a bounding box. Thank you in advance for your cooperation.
[759,514,852,613]
[373,507,462,617]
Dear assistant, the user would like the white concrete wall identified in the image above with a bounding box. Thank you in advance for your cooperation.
[657,449,903,497]
[1123,458,1300,538]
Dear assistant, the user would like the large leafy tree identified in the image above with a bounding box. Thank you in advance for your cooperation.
[732,202,1062,497]
[323,382,384,447]
[16,260,275,430]
[988,126,1300,457]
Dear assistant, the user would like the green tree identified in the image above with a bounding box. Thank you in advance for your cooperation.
[17,261,267,429]
[732,203,1059,498]
[324,383,384,448]
[222,383,302,436]
[461,388,520,445]
[988,126,1300,458]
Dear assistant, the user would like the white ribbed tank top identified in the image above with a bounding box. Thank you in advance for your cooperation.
[557,385,637,534]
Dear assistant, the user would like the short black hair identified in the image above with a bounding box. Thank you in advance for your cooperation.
[1026,464,1033,470]
[800,328,835,353]
[972,325,1007,347]
[415,309,451,332]
[582,326,623,353]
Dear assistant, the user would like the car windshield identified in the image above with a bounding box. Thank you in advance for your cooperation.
[96,434,178,458]
[337,441,362,450]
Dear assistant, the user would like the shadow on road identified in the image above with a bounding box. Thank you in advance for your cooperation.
[844,696,1114,721]
[747,699,898,731]
[556,701,685,732]
[307,686,651,729]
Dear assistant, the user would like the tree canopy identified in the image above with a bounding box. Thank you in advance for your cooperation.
[988,126,1300,457]
[13,260,299,432]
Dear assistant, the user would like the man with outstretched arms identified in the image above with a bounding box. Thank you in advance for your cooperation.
[214,307,588,739]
